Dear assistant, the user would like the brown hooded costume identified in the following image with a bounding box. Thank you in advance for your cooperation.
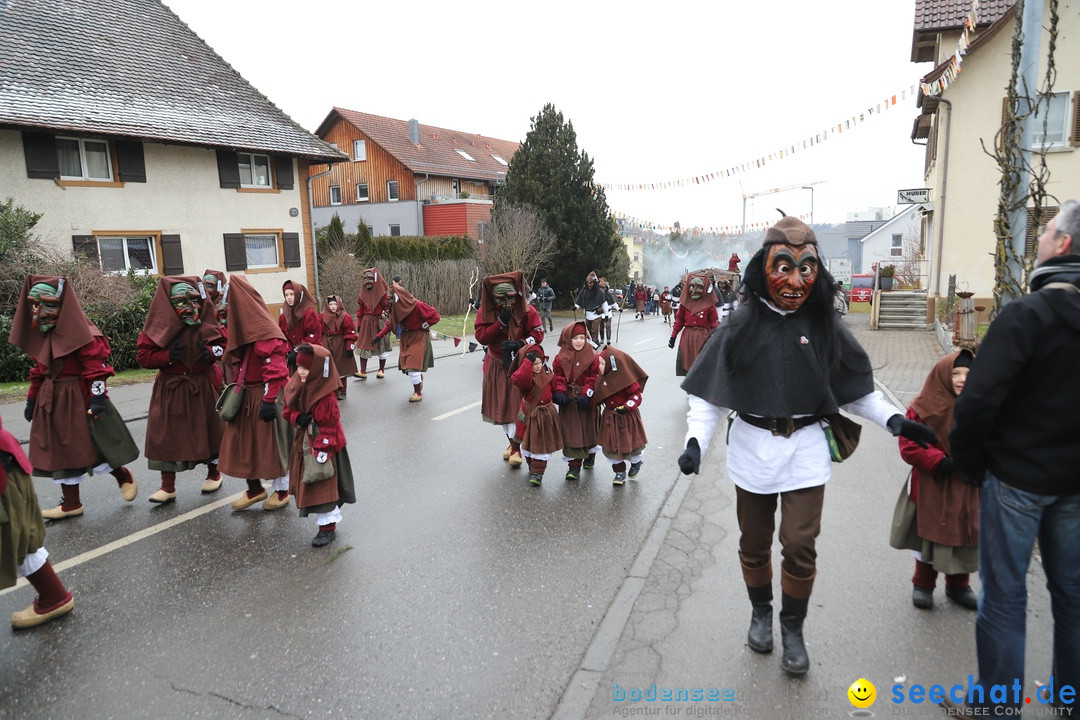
[552,322,600,459]
[594,346,648,460]
[375,281,439,374]
[321,294,359,380]
[356,268,391,360]
[9,275,139,479]
[670,271,720,376]
[474,270,545,426]
[282,345,356,516]
[278,280,322,349]
[136,276,225,472]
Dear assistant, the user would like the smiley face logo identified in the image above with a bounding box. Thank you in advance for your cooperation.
[848,678,876,708]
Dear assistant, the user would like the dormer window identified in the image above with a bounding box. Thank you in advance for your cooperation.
[455,149,476,162]
[491,154,508,166]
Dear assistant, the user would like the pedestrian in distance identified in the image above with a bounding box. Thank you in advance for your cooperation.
[575,271,608,345]
[890,350,979,611]
[552,322,601,480]
[593,345,648,486]
[373,280,439,402]
[281,344,356,547]
[676,214,936,677]
[946,199,1080,716]
[136,276,226,503]
[535,278,556,333]
[9,275,140,519]
[320,294,358,400]
[474,271,545,467]
[354,267,391,380]
[660,286,673,324]
[1,417,75,629]
[669,272,719,376]
[510,345,562,486]
[217,275,293,512]
[597,277,618,344]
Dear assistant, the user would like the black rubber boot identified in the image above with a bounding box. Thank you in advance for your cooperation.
[746,584,773,653]
[779,592,810,676]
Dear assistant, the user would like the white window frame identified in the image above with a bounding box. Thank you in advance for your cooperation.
[389,224,401,237]
[890,234,903,257]
[455,149,476,162]
[387,180,399,202]
[356,183,369,202]
[237,152,272,188]
[353,139,367,161]
[97,235,157,275]
[329,185,342,205]
[57,136,113,181]
[244,233,280,269]
[1032,91,1071,149]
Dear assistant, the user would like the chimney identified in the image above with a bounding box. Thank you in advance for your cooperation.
[408,119,420,145]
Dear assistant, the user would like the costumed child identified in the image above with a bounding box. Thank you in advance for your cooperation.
[1,417,75,629]
[552,322,600,480]
[9,275,140,519]
[278,280,322,366]
[668,272,719,376]
[282,344,356,547]
[373,280,440,402]
[891,349,979,611]
[660,286,673,324]
[321,294,358,400]
[217,275,293,512]
[510,346,562,486]
[474,271,545,467]
[355,267,391,380]
[593,345,648,486]
[137,276,226,502]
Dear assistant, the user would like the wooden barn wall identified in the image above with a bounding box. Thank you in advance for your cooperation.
[310,118,415,207]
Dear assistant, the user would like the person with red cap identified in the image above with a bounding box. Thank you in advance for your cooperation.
[137,276,226,503]
[594,345,648,486]
[510,345,562,486]
[552,322,600,480]
[1,417,75,629]
[278,279,322,368]
[320,294,358,400]
[282,344,356,547]
[9,275,139,519]
[373,280,440,402]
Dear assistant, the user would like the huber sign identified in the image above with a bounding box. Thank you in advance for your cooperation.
[897,188,932,204]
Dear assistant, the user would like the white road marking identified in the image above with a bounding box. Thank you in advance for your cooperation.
[432,401,481,421]
[0,493,242,596]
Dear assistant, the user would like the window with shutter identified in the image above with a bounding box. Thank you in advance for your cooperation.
[72,235,99,265]
[160,235,184,275]
[217,150,241,189]
[1072,92,1080,147]
[23,133,59,179]
[282,233,301,268]
[1026,206,1059,258]
[274,156,294,190]
[116,141,147,183]
[223,233,247,270]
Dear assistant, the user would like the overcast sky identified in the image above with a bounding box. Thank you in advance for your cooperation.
[163,0,933,231]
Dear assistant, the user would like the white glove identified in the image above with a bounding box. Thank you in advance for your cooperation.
[316,451,329,464]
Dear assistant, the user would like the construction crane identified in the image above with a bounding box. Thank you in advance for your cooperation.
[741,181,824,234]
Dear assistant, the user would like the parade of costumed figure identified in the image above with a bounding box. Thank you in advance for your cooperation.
[593,345,648,486]
[474,270,545,468]
[660,286,673,324]
[9,275,140,519]
[281,344,356,547]
[217,275,293,512]
[574,271,608,344]
[510,345,563,486]
[354,268,391,380]
[136,276,226,503]
[278,280,322,365]
[1,417,75,629]
[552,321,601,480]
[677,213,936,677]
[373,280,440,402]
[891,349,980,611]
[669,272,719,376]
[202,269,230,379]
[321,294,358,400]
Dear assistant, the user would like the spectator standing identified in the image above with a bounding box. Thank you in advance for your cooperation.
[535,279,556,333]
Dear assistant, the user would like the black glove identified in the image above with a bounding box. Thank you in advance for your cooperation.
[286,350,298,367]
[668,337,676,349]
[678,437,701,475]
[501,339,525,354]
[295,412,312,429]
[169,344,185,362]
[201,345,213,365]
[935,456,956,477]
[498,308,513,325]
[959,470,985,488]
[553,391,568,406]
[372,337,383,349]
[525,351,540,364]
[575,395,591,411]
[23,398,34,422]
[88,394,107,418]
[259,400,278,422]
[886,414,937,449]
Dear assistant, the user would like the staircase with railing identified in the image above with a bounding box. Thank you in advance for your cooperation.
[874,290,929,329]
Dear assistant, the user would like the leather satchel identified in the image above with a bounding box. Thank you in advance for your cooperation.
[301,423,335,485]
[821,413,862,462]
[216,350,250,422]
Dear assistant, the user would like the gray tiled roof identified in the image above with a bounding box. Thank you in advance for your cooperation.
[0,0,345,162]
[913,0,1015,31]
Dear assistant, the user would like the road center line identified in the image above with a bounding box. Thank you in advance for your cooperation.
[432,400,481,421]
[0,493,242,597]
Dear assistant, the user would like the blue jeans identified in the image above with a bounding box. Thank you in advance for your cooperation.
[973,472,1080,710]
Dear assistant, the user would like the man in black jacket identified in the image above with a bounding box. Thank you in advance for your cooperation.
[950,199,1080,715]
[535,278,556,333]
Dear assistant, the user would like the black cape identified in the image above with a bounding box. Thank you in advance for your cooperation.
[681,302,874,416]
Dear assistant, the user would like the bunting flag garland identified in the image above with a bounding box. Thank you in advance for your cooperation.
[921,0,980,98]
[612,211,812,237]
[595,85,917,192]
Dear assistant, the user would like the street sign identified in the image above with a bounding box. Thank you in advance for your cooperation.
[897,188,932,204]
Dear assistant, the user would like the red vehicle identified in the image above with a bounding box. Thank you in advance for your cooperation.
[849,274,874,303]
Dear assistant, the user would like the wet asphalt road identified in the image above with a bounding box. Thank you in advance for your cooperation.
[1,313,692,719]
